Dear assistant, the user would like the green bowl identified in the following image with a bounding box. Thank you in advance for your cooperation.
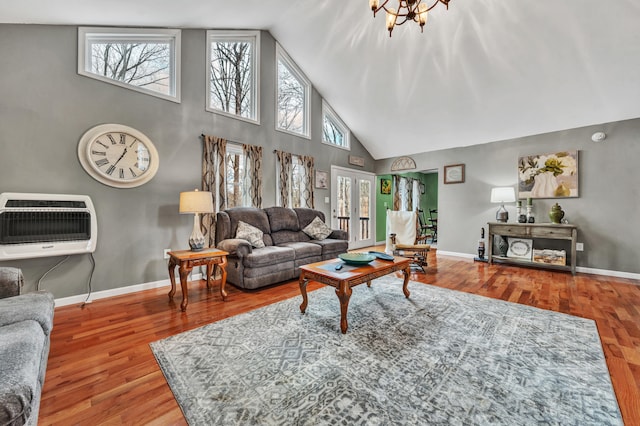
[338,253,376,266]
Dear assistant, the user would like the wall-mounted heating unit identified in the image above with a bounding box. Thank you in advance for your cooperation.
[0,192,97,261]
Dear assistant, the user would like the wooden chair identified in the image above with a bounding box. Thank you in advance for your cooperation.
[385,210,430,273]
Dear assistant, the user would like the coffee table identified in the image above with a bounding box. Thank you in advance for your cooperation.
[299,256,411,333]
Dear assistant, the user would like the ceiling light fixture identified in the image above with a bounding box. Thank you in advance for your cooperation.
[369,0,451,37]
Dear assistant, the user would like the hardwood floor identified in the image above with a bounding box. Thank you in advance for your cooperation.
[39,249,640,425]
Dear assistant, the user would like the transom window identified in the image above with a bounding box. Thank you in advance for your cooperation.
[78,27,181,102]
[206,30,260,123]
[322,101,350,150]
[276,44,310,138]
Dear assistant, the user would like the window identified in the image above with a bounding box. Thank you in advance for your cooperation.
[207,31,260,123]
[275,151,314,208]
[322,101,350,149]
[78,27,181,102]
[225,144,247,208]
[276,44,310,138]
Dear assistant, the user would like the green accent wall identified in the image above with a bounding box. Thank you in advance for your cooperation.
[375,172,438,242]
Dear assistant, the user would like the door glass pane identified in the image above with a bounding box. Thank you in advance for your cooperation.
[359,179,371,241]
[337,176,351,237]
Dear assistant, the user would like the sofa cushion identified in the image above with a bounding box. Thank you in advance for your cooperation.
[278,242,322,259]
[302,216,333,240]
[0,320,45,426]
[235,221,266,248]
[265,207,300,232]
[242,246,295,268]
[310,238,349,257]
[294,208,325,229]
[224,207,273,246]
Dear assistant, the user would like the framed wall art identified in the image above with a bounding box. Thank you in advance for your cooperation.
[444,164,465,184]
[315,170,328,189]
[380,178,391,194]
[518,150,578,198]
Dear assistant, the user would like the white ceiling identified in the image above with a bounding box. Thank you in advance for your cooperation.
[2,0,640,159]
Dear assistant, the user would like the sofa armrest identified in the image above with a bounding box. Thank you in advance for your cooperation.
[216,238,252,257]
[0,291,55,335]
[329,229,348,240]
[0,267,23,299]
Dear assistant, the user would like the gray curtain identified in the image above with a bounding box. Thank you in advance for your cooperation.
[300,154,315,209]
[202,134,227,247]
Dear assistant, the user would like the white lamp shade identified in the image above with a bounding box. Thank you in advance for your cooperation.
[490,187,516,203]
[179,190,214,214]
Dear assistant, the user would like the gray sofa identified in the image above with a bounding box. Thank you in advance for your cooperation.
[0,267,55,426]
[215,207,348,289]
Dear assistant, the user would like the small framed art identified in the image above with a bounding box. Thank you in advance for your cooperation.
[315,170,328,189]
[380,178,391,194]
[444,164,465,184]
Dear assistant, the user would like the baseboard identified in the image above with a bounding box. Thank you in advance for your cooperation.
[54,272,203,307]
[436,251,640,281]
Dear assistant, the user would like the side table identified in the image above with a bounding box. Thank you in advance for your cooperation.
[167,248,228,311]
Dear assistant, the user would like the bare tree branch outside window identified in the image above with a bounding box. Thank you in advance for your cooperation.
[209,41,254,119]
[323,115,345,146]
[89,42,171,95]
[277,60,305,134]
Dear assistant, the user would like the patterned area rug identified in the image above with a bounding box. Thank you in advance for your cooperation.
[150,276,622,425]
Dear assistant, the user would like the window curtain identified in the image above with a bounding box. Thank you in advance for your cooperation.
[242,143,263,208]
[392,175,417,211]
[392,175,402,210]
[275,150,315,208]
[202,134,227,247]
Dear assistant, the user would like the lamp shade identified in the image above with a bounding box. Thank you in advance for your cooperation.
[490,187,516,203]
[179,190,213,214]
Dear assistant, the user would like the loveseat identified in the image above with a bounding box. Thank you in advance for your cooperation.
[215,207,348,289]
[0,267,55,426]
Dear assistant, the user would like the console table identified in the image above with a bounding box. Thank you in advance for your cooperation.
[167,248,228,311]
[487,222,577,275]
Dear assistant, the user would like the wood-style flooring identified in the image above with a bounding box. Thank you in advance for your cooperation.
[39,249,640,425]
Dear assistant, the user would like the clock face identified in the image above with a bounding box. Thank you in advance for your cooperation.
[78,124,159,188]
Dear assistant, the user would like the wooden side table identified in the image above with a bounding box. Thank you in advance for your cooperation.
[167,248,228,311]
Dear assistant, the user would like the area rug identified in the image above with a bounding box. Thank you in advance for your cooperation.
[150,276,622,425]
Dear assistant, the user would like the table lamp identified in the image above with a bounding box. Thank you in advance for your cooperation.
[490,187,516,223]
[179,189,214,251]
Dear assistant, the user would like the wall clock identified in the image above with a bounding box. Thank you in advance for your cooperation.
[78,124,159,188]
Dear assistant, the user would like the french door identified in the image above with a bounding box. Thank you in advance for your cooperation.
[330,166,375,249]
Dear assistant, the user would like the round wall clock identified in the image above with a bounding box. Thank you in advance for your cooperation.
[78,124,159,188]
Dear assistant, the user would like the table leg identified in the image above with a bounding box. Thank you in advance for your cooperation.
[167,258,178,300]
[218,256,228,301]
[179,263,191,312]
[402,266,411,298]
[299,272,309,313]
[366,280,372,287]
[205,263,213,289]
[336,280,353,334]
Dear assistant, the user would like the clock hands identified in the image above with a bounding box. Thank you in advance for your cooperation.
[112,147,128,167]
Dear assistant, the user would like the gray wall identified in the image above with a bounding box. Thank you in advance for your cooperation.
[376,118,640,274]
[0,24,374,297]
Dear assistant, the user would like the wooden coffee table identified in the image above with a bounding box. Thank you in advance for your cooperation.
[299,256,411,333]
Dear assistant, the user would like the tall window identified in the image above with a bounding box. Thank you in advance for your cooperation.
[207,31,260,123]
[275,151,314,208]
[322,101,350,150]
[78,27,181,102]
[225,144,246,208]
[276,44,310,138]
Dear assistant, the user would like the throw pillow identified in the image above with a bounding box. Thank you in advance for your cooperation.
[235,221,266,248]
[303,216,333,240]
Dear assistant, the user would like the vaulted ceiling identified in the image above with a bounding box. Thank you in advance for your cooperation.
[2,0,640,159]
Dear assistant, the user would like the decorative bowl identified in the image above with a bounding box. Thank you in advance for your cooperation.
[338,252,376,266]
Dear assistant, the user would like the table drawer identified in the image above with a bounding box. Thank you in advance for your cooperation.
[529,226,573,239]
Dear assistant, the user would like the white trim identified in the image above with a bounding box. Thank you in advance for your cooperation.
[54,272,203,307]
[206,30,261,124]
[78,27,181,103]
[436,251,640,280]
[275,43,311,139]
[321,100,350,150]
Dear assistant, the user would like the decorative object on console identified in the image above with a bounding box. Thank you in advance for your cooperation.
[179,189,213,251]
[533,249,567,266]
[490,187,516,222]
[518,150,578,199]
[474,227,487,262]
[78,123,159,188]
[516,200,527,223]
[506,238,533,260]
[444,163,465,184]
[526,198,535,223]
[549,203,565,224]
[369,0,451,37]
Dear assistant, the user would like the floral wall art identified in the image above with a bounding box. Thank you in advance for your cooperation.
[518,150,578,198]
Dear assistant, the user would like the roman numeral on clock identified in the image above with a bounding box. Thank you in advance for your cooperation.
[106,165,116,175]
[119,134,126,144]
[95,158,109,167]
[119,168,125,179]
[91,150,106,156]
[107,134,117,145]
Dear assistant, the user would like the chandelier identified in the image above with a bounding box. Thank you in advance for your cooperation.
[369,0,451,36]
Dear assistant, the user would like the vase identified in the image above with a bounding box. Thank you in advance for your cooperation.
[531,172,558,198]
[549,203,565,224]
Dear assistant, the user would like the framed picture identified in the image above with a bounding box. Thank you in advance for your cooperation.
[348,155,365,167]
[518,150,578,199]
[380,178,391,194]
[315,170,328,189]
[444,164,465,184]
[506,238,533,260]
